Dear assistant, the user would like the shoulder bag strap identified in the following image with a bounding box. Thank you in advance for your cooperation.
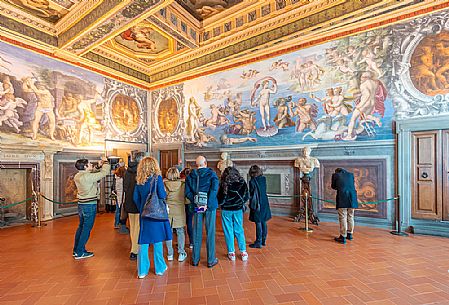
[145,175,156,202]
[196,169,200,194]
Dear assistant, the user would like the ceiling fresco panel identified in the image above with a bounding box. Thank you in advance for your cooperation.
[2,0,80,23]
[112,22,172,58]
[175,0,243,20]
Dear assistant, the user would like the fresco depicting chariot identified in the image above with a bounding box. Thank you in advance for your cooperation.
[182,28,392,149]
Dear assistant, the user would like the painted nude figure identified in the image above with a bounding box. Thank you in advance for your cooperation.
[329,87,349,116]
[273,97,294,128]
[252,79,277,131]
[288,98,317,133]
[23,77,56,140]
[186,97,201,141]
[344,71,384,140]
[0,76,26,132]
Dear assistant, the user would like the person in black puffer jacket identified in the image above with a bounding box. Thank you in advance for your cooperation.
[218,167,249,262]
[123,160,139,260]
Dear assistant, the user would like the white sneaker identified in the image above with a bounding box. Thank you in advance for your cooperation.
[227,252,236,261]
[167,255,174,261]
[178,252,187,262]
[241,251,248,262]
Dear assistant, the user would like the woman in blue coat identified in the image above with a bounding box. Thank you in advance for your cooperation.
[248,165,271,248]
[133,156,172,279]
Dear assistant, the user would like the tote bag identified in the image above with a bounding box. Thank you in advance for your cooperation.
[142,176,169,220]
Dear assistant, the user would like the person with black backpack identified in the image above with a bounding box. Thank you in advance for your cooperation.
[185,156,219,268]
[218,167,249,262]
[248,165,271,249]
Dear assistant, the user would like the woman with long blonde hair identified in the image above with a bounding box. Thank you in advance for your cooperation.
[133,156,172,279]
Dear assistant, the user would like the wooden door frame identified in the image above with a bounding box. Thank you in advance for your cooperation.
[410,130,442,220]
[397,115,449,228]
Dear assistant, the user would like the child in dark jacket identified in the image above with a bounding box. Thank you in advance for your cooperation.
[218,167,249,262]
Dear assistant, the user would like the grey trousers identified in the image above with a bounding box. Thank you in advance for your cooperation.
[192,209,216,265]
[166,227,187,256]
[338,208,355,237]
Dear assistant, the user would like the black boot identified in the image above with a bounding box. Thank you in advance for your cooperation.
[249,241,262,248]
[347,233,353,240]
[261,239,266,246]
[334,235,346,244]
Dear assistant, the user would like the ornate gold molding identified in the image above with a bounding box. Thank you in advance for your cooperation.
[55,0,103,35]
[0,1,56,35]
[148,0,344,74]
[63,0,173,56]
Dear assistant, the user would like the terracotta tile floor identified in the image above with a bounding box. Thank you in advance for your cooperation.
[1,214,449,305]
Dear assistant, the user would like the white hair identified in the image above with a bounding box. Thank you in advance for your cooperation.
[196,155,207,168]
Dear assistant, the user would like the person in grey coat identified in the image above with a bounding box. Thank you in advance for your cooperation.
[331,168,358,244]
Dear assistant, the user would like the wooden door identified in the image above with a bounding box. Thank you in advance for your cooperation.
[411,131,442,220]
[160,149,178,179]
[442,130,449,221]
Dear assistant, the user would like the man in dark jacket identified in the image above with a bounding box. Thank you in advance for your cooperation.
[185,156,219,268]
[123,160,139,260]
[331,168,358,244]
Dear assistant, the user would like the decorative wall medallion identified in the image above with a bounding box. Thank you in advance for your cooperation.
[391,11,449,119]
[157,97,178,135]
[103,78,147,142]
[110,94,141,133]
[151,84,184,144]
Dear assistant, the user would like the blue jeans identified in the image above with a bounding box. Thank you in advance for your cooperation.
[138,242,166,276]
[255,221,268,244]
[185,205,194,245]
[73,203,97,255]
[192,209,216,265]
[221,209,246,253]
[114,205,121,227]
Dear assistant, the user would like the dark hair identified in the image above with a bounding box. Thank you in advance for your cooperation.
[335,168,344,173]
[180,167,191,179]
[75,159,89,170]
[220,167,244,195]
[248,165,263,177]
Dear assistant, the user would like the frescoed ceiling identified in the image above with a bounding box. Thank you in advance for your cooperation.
[0,0,445,89]
[175,0,243,20]
[2,0,80,23]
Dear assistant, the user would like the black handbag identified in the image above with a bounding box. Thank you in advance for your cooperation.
[142,175,169,220]
[249,180,260,211]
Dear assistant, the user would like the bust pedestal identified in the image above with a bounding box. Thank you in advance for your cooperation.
[294,173,320,226]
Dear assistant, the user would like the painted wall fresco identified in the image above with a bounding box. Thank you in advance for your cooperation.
[182,28,392,149]
[0,41,148,149]
[390,11,449,119]
[319,159,387,218]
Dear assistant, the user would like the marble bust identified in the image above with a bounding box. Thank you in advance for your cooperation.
[217,152,233,173]
[294,147,320,174]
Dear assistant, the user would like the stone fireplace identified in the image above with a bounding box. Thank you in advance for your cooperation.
[0,160,40,226]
